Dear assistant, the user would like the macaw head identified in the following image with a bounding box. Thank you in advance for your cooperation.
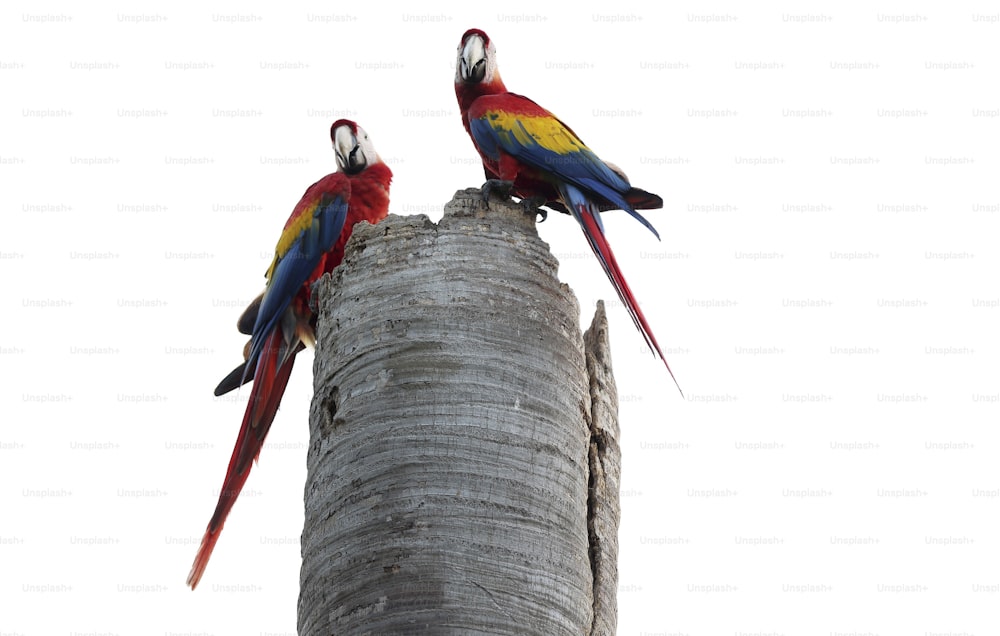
[456,28,500,88]
[331,119,380,174]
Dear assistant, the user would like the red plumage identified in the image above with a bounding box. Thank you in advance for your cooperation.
[187,121,391,589]
[455,29,682,394]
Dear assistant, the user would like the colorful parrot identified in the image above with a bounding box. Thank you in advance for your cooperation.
[187,120,392,589]
[454,29,682,394]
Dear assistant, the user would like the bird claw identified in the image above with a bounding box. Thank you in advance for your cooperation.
[520,196,547,222]
[480,179,515,207]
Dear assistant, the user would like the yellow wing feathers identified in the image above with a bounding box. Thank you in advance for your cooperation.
[488,111,589,156]
[265,200,319,281]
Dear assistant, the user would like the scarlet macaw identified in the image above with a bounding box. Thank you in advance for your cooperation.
[187,120,392,589]
[454,29,682,394]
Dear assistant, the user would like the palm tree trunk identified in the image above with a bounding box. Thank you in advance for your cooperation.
[298,190,621,635]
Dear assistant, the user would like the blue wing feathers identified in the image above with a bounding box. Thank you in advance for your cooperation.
[245,194,349,371]
[469,118,501,161]
[471,112,660,240]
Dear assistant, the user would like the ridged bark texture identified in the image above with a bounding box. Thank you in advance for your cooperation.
[298,189,620,635]
[584,302,621,636]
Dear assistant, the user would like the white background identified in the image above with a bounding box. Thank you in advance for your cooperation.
[3,1,998,634]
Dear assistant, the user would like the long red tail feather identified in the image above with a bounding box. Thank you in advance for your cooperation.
[577,209,683,397]
[187,330,297,589]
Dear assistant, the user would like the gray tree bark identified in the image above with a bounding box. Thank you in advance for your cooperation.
[298,190,621,635]
[583,302,621,636]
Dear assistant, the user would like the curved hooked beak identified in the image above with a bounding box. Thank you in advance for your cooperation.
[460,35,487,83]
[333,126,365,173]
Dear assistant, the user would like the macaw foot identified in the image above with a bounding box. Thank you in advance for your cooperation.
[519,196,547,222]
[480,179,515,207]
